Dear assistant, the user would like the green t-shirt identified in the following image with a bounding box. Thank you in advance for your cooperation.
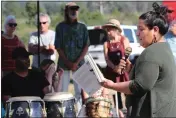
[55,21,90,70]
[126,42,176,117]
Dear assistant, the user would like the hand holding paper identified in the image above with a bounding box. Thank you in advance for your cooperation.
[101,79,115,89]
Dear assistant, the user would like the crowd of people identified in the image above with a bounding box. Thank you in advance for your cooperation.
[1,2,176,118]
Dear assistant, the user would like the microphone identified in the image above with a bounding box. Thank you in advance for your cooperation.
[124,47,132,61]
[121,47,132,74]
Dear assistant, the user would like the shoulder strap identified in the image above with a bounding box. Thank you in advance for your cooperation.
[106,41,110,48]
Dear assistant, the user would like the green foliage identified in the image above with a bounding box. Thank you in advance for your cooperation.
[50,14,64,29]
[1,1,154,47]
[25,2,37,25]
[2,2,24,17]
[59,3,66,17]
[15,18,36,46]
[43,3,59,15]
[82,10,104,25]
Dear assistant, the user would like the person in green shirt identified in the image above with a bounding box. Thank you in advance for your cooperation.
[54,2,90,113]
[101,2,176,118]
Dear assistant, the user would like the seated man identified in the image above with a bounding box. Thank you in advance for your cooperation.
[2,47,52,103]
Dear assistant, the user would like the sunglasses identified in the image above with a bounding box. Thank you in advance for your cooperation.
[39,21,48,25]
[69,6,79,11]
[8,23,17,27]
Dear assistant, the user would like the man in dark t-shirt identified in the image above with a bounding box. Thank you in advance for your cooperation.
[2,47,51,103]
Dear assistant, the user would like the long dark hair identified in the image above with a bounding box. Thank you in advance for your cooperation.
[139,2,170,36]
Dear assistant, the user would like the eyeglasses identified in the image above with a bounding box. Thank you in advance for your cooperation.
[8,23,17,27]
[39,21,48,25]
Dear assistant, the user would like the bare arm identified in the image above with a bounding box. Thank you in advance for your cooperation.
[28,33,50,55]
[43,72,53,94]
[82,90,89,100]
[56,48,72,69]
[76,45,89,64]
[110,81,132,94]
[102,61,160,96]
[104,42,115,69]
[43,86,52,94]
[76,26,89,64]
[28,44,45,54]
[102,79,132,95]
[29,43,54,56]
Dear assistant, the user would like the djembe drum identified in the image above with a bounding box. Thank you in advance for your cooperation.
[43,92,76,118]
[5,96,46,118]
[85,96,112,118]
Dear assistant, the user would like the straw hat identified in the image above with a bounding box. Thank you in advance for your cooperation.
[102,19,122,32]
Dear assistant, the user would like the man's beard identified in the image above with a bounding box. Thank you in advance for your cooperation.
[69,12,77,20]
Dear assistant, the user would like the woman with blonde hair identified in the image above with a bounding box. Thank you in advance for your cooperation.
[102,18,131,117]
[1,15,25,77]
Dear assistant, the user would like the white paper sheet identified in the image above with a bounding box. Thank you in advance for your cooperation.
[72,54,105,96]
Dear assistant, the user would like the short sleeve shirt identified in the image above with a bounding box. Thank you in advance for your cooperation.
[54,21,90,70]
[28,30,56,68]
[2,69,50,98]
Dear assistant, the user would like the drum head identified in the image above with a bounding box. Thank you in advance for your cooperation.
[44,92,74,101]
[7,96,42,102]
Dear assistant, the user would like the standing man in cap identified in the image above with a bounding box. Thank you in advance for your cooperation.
[54,2,90,113]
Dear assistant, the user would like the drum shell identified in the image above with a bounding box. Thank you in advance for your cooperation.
[5,97,46,118]
[44,92,76,118]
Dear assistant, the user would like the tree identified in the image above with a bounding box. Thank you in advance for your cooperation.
[25,2,38,25]
[2,2,22,17]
